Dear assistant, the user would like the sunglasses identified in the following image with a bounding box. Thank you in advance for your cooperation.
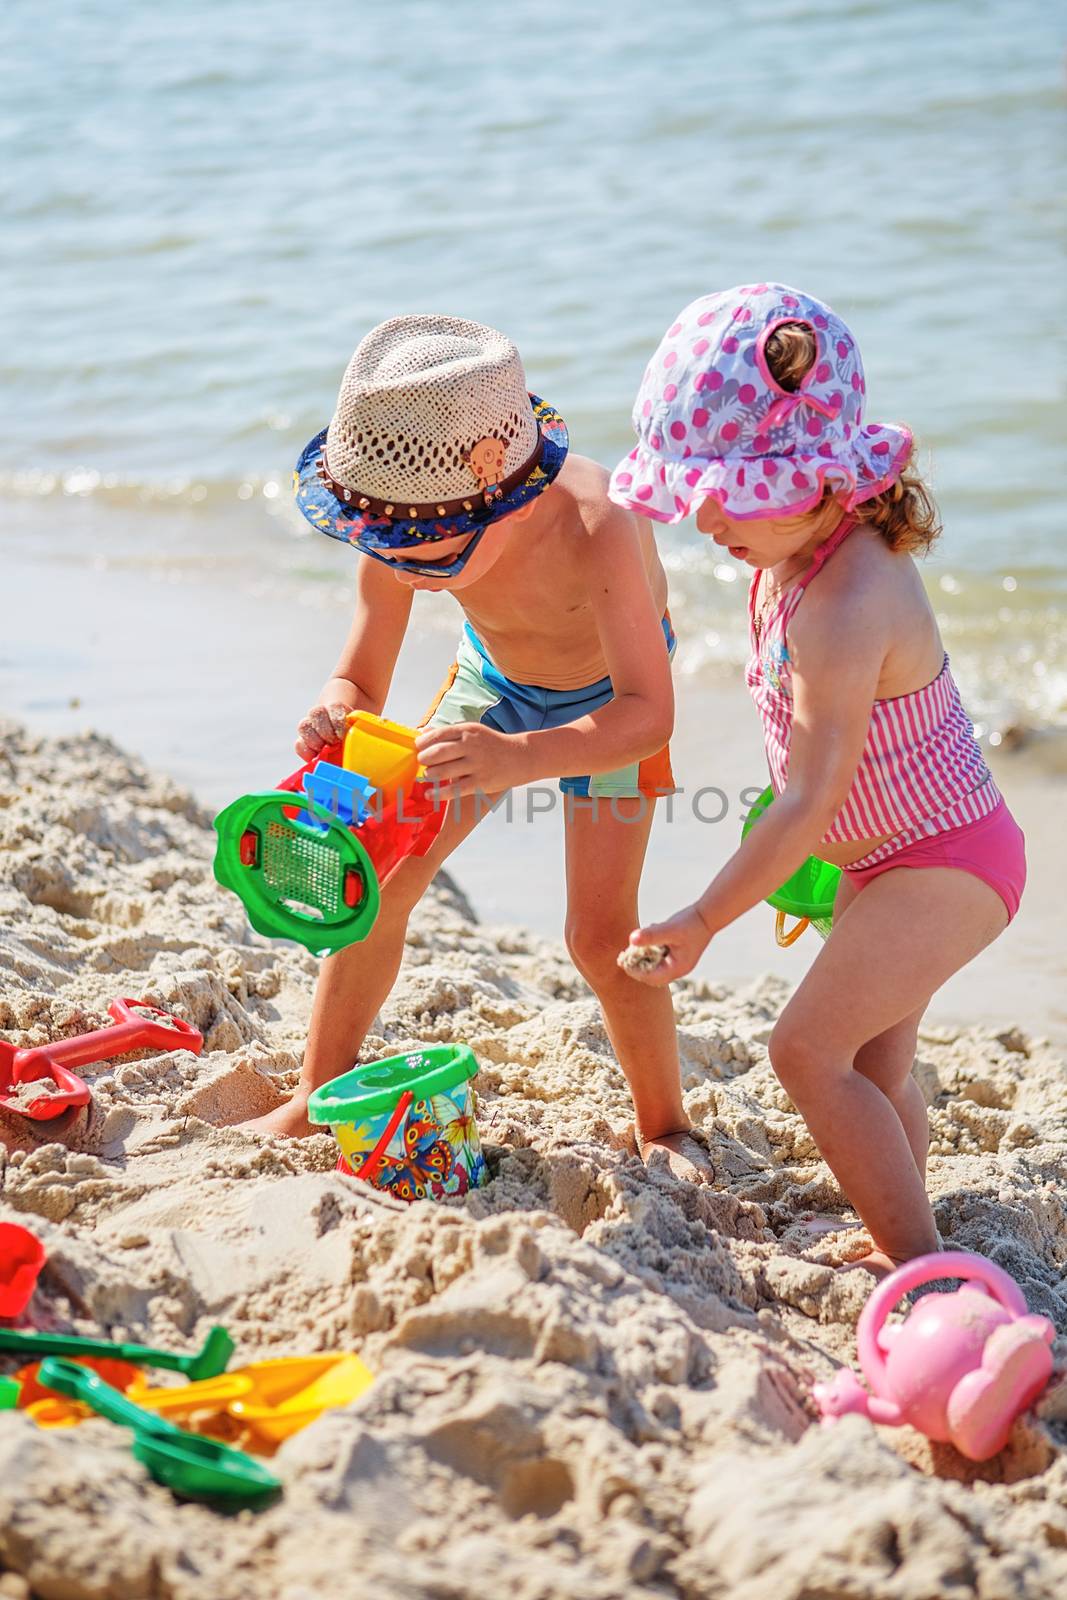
[355,524,488,579]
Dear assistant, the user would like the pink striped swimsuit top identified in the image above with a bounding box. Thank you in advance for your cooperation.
[745,517,1000,868]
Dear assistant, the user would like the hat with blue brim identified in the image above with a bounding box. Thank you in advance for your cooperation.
[294,314,569,551]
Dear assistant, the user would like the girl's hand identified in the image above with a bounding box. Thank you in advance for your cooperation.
[415,723,528,800]
[622,904,714,985]
[295,701,353,763]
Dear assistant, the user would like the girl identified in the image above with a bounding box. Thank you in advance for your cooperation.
[609,284,1025,1275]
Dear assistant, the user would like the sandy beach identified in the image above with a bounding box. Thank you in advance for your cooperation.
[5,3,1065,1594]
[1,720,1065,1599]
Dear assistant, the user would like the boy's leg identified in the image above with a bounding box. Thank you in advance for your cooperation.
[241,796,495,1135]
[768,866,1009,1272]
[562,795,708,1182]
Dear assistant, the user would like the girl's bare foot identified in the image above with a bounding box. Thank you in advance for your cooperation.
[838,1247,912,1280]
[638,1126,715,1185]
[238,1094,315,1138]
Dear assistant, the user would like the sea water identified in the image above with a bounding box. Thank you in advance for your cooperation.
[4,0,1065,741]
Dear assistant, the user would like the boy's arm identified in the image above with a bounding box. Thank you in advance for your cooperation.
[416,501,673,796]
[519,498,674,780]
[296,555,414,759]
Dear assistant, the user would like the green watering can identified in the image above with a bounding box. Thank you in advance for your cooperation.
[741,786,841,944]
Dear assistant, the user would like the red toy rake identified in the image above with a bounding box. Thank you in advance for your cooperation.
[0,998,203,1122]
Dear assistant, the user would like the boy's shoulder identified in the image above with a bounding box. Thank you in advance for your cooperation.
[547,452,631,533]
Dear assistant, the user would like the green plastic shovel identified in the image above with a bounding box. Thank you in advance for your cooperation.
[37,1359,280,1509]
[0,1324,234,1381]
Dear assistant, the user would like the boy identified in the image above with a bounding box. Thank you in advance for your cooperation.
[243,314,708,1181]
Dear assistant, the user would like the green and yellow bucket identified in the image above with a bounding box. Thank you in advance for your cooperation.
[741,786,841,945]
[308,1044,487,1202]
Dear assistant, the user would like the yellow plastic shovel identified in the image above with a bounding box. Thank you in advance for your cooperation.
[229,1353,374,1445]
[24,1351,373,1449]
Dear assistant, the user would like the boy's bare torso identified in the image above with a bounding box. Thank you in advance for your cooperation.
[444,455,668,690]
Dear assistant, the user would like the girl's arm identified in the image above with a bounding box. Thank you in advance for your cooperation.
[295,556,414,760]
[627,585,888,983]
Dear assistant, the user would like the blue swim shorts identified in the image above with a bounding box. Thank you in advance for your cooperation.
[422,615,676,798]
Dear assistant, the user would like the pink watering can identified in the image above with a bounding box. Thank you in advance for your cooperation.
[813,1252,1055,1461]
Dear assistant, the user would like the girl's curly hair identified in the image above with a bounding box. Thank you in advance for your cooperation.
[764,321,942,555]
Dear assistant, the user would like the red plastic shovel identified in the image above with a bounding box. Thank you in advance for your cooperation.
[0,1053,91,1120]
[0,998,203,1122]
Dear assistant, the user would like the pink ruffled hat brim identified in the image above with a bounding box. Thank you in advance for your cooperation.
[610,422,913,525]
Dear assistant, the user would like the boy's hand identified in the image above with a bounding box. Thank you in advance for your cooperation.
[295,702,353,763]
[620,905,714,986]
[415,723,528,800]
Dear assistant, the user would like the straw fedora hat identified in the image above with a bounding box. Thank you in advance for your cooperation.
[294,315,569,550]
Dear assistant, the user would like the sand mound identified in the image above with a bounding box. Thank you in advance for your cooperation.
[1,721,1065,1600]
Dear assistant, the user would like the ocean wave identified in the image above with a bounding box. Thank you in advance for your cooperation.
[0,466,293,512]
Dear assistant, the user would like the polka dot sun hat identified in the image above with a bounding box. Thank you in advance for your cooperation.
[609,284,912,524]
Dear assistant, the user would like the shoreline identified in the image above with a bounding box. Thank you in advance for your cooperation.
[3,505,1064,1042]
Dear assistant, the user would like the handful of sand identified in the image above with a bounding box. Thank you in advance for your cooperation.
[617,942,669,975]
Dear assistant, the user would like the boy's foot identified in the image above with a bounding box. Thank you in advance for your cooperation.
[238,1094,315,1138]
[638,1126,715,1186]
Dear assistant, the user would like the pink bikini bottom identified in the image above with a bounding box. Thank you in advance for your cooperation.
[843,800,1026,922]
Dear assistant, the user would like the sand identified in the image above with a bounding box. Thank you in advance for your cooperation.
[0,719,1065,1600]
[618,943,670,976]
[2,1079,66,1114]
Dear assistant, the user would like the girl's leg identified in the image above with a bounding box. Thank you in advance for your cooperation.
[831,874,929,1177]
[563,796,706,1181]
[768,865,1009,1269]
[853,1009,929,1179]
[241,796,494,1135]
